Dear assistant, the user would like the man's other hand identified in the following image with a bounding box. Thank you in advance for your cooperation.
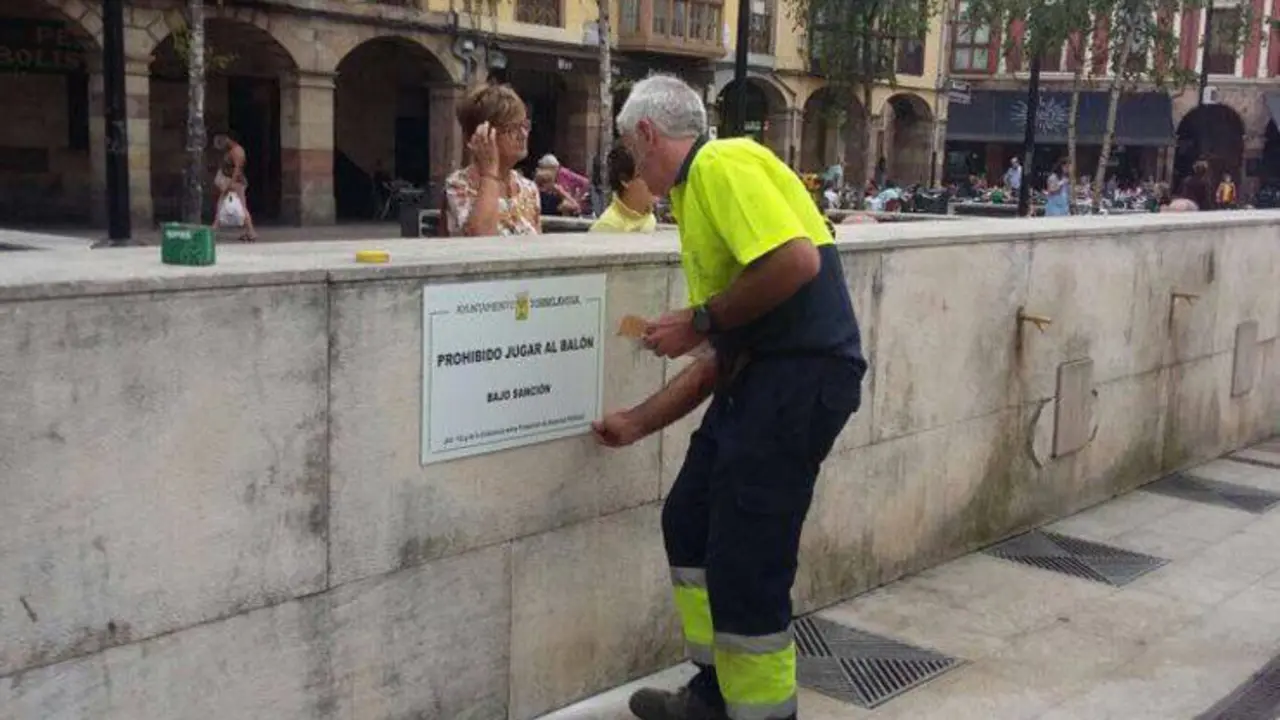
[643,309,702,359]
[593,411,647,448]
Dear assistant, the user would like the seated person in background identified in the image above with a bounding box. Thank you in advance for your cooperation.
[538,154,592,212]
[590,144,657,233]
[821,179,841,211]
[535,167,582,217]
[868,180,902,212]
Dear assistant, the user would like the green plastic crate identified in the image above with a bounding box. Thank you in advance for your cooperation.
[161,223,216,266]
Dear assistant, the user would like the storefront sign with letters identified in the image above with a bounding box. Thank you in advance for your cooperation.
[421,274,606,465]
[0,21,88,74]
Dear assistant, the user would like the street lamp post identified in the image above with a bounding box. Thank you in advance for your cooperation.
[731,0,752,136]
[103,0,132,243]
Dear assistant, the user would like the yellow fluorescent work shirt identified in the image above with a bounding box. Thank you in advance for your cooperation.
[669,137,834,306]
[590,198,658,233]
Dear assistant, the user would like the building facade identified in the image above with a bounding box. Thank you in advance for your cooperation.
[0,0,950,230]
[942,0,1280,197]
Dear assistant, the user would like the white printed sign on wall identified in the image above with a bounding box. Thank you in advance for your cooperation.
[421,274,606,465]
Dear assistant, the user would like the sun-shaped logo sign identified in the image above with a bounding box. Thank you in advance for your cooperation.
[1010,96,1070,134]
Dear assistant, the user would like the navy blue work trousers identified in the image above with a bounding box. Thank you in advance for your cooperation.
[663,355,862,713]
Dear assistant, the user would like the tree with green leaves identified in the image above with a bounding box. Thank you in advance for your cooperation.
[961,0,1256,212]
[961,0,1102,204]
[783,0,943,180]
[1088,0,1252,210]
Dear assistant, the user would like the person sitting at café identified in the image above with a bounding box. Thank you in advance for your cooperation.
[589,144,657,233]
[441,83,540,237]
[535,167,582,217]
[537,154,592,213]
[868,180,902,212]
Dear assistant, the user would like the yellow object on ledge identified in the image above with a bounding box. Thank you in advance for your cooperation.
[355,250,390,264]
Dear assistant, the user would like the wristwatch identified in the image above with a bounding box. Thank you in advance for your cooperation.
[691,304,716,335]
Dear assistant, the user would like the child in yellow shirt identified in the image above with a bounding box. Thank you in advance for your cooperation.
[590,144,658,233]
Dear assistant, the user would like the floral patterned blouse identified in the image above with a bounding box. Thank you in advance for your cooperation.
[443,168,540,236]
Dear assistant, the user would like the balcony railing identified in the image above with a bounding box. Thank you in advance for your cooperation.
[748,12,773,54]
[616,0,726,57]
[517,0,562,26]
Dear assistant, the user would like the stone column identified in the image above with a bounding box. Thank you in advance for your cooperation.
[281,71,336,226]
[766,110,792,163]
[787,108,802,168]
[869,115,885,183]
[428,83,465,206]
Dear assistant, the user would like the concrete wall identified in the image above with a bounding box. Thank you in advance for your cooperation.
[1,212,1278,720]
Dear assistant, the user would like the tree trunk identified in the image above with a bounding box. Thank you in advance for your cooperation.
[182,0,207,225]
[1092,24,1133,213]
[1066,63,1082,213]
[860,19,874,193]
[596,0,612,211]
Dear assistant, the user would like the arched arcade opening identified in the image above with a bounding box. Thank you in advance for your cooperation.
[1174,104,1244,191]
[800,87,867,182]
[717,77,788,159]
[333,37,451,220]
[883,93,934,188]
[149,18,298,224]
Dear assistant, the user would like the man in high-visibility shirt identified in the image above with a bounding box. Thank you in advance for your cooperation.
[593,74,867,720]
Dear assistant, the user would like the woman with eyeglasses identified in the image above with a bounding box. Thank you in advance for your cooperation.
[441,84,541,237]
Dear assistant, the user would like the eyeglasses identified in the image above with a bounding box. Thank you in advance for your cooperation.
[497,119,532,135]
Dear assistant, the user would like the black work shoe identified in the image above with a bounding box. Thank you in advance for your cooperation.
[628,686,729,720]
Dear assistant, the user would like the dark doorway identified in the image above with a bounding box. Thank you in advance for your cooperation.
[1174,104,1244,191]
[718,81,770,142]
[395,115,430,188]
[1262,121,1280,183]
[504,68,564,177]
[228,75,282,221]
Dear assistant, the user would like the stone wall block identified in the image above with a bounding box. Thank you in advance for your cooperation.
[0,286,330,678]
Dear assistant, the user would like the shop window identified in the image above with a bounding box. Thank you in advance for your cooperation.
[952,0,994,72]
[1205,6,1240,74]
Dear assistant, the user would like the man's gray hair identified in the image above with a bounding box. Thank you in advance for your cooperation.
[616,74,707,139]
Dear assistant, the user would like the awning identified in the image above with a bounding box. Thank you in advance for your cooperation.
[947,90,1174,146]
[1265,92,1280,129]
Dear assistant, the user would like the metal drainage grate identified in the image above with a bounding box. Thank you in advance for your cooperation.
[984,530,1168,586]
[1144,472,1280,514]
[1195,652,1280,720]
[795,615,963,709]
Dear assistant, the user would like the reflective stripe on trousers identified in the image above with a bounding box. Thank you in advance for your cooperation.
[671,566,715,665]
[716,629,797,720]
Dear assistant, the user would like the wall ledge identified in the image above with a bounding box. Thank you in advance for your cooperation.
[2,211,1277,303]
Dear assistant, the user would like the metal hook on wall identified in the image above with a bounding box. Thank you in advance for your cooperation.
[1016,306,1053,351]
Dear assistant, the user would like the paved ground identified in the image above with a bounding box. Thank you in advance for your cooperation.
[541,440,1280,720]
